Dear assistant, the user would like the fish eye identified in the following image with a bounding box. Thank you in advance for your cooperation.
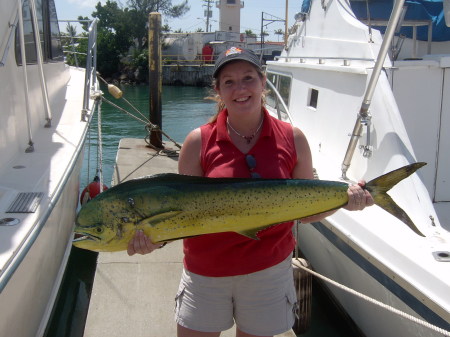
[95,227,103,234]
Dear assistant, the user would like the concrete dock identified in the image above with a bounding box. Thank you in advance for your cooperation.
[83,138,296,337]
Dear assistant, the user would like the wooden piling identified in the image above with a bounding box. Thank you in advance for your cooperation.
[148,12,163,148]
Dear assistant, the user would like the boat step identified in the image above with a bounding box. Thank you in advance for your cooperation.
[6,192,43,213]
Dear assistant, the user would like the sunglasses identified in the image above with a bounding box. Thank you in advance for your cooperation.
[246,154,261,178]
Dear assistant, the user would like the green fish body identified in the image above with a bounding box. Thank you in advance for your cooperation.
[73,162,426,252]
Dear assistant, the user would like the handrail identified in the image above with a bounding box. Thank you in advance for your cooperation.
[59,20,90,68]
[275,55,375,63]
[0,11,19,67]
[266,77,294,124]
[16,0,34,153]
[81,19,98,121]
[29,0,52,127]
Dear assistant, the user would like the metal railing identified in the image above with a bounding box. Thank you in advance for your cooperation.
[81,19,98,121]
[0,5,19,67]
[266,77,293,124]
[162,54,216,65]
[59,19,98,120]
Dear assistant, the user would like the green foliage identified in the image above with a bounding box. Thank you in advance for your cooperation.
[61,23,88,67]
[68,0,190,78]
[274,29,284,42]
[245,29,256,38]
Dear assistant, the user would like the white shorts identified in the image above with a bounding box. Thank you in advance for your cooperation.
[174,256,296,336]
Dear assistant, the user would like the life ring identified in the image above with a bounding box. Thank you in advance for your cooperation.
[80,177,108,205]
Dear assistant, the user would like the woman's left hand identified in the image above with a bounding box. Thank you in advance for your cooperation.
[344,181,375,211]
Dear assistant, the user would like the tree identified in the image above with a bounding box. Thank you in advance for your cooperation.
[61,21,88,68]
[161,24,171,33]
[245,29,256,38]
[274,29,284,42]
[125,0,189,49]
[87,0,189,77]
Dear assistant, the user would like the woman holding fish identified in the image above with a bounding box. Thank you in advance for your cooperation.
[127,47,374,337]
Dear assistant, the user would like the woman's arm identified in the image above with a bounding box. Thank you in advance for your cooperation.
[178,128,203,176]
[290,127,373,224]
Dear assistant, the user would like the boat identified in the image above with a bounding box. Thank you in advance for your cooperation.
[0,0,98,336]
[265,0,450,336]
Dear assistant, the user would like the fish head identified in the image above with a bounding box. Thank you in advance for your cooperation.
[73,191,142,252]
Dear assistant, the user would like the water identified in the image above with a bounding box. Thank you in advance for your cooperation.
[80,85,215,187]
[45,85,361,337]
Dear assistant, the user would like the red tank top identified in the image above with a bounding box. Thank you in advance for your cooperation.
[183,108,297,276]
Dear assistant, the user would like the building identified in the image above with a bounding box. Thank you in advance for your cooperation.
[216,0,244,33]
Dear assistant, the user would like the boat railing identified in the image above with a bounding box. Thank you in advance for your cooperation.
[59,19,98,120]
[58,19,91,68]
[361,19,433,59]
[274,55,375,65]
[0,3,19,67]
[265,77,294,124]
[81,19,98,121]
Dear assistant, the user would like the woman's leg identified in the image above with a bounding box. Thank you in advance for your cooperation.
[177,324,221,337]
[236,327,272,337]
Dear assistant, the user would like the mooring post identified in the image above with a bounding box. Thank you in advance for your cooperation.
[148,12,163,148]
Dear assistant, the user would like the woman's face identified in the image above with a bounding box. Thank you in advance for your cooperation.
[215,60,266,117]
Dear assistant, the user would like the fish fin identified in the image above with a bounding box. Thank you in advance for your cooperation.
[139,211,183,226]
[237,230,260,240]
[236,225,276,240]
[365,162,426,237]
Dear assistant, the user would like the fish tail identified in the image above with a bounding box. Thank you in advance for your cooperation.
[364,162,427,237]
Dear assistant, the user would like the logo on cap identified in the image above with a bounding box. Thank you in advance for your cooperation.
[225,47,243,56]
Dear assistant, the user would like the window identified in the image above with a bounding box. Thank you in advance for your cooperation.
[308,88,318,109]
[266,72,292,117]
[15,0,63,65]
[15,0,38,64]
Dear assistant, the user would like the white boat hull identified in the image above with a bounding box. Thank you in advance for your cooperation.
[266,0,450,335]
[0,1,97,334]
[0,154,83,337]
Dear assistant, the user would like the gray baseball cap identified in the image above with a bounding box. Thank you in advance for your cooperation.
[213,47,262,78]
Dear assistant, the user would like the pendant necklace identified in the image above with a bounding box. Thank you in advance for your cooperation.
[227,117,264,144]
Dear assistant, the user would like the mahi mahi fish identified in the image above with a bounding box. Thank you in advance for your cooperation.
[73,162,426,252]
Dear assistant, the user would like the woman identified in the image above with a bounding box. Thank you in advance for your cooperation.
[128,47,374,337]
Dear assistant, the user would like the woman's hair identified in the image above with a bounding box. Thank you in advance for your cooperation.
[207,63,267,123]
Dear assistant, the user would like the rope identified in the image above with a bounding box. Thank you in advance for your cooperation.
[86,121,92,185]
[101,96,182,149]
[96,74,182,149]
[96,96,105,192]
[294,261,450,336]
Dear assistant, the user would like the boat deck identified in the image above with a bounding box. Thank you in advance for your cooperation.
[83,138,295,337]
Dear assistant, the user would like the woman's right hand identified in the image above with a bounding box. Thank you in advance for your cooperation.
[127,230,161,256]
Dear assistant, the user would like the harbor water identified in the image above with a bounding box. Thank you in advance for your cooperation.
[45,85,361,337]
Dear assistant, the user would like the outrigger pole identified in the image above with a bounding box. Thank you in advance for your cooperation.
[341,0,406,180]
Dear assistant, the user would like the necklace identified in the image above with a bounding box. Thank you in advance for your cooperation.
[227,117,264,144]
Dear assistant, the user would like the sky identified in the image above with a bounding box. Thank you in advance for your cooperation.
[53,0,300,41]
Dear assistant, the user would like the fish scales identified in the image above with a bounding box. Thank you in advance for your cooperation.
[139,181,348,242]
[73,163,427,252]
